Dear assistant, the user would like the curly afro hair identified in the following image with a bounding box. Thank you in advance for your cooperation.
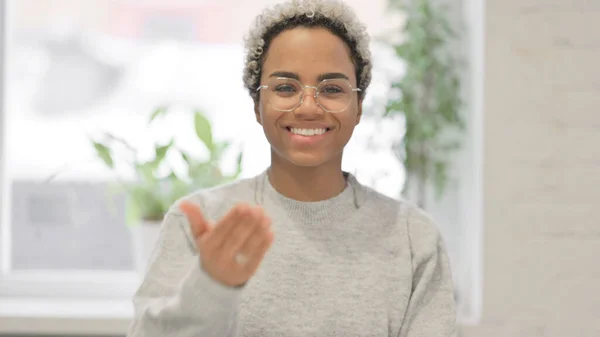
[243,0,373,102]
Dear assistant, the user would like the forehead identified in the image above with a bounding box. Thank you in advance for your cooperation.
[261,27,356,84]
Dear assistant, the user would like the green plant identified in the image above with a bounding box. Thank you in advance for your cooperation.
[384,0,465,208]
[91,107,243,223]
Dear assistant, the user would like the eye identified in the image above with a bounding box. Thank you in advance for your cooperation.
[274,84,297,93]
[320,84,345,94]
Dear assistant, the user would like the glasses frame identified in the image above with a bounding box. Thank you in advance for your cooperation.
[256,77,361,113]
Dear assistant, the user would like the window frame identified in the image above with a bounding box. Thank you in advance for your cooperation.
[0,0,140,301]
[456,0,485,325]
[0,0,9,277]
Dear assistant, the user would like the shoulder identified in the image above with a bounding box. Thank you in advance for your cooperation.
[351,174,404,219]
[401,203,444,254]
[354,178,444,254]
[392,198,448,270]
[167,175,260,221]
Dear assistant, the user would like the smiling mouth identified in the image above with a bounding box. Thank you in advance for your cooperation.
[285,127,332,136]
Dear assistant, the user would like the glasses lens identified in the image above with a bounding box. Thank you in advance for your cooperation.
[264,78,302,111]
[316,79,353,112]
[261,77,355,112]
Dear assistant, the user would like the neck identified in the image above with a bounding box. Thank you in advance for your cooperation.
[268,155,347,202]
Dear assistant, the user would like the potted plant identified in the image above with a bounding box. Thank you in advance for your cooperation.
[91,107,243,273]
[384,0,465,209]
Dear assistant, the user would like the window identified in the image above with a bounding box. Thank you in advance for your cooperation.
[0,0,482,325]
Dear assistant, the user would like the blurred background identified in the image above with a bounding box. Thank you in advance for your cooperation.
[0,0,598,336]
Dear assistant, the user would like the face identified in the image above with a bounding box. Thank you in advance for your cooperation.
[255,27,362,169]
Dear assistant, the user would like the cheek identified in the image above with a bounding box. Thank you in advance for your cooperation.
[338,107,360,131]
[257,103,284,133]
[339,121,357,140]
[256,100,271,125]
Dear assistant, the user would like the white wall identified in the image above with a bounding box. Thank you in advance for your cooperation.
[460,0,600,335]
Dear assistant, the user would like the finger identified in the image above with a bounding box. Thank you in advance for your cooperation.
[179,200,209,238]
[242,228,274,271]
[221,206,264,260]
[238,214,272,260]
[203,203,248,250]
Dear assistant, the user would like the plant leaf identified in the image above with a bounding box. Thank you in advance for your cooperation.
[180,150,192,165]
[92,141,114,168]
[136,162,157,185]
[168,172,190,202]
[235,151,243,176]
[154,139,174,166]
[194,110,213,151]
[148,105,168,124]
[103,132,137,155]
[125,195,141,226]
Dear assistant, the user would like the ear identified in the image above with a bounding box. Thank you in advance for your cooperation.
[254,101,262,125]
[355,99,363,125]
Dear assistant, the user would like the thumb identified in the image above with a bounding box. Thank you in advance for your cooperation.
[179,200,210,238]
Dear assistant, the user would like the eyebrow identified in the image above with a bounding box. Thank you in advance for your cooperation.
[268,71,350,82]
[269,71,300,80]
[318,72,349,82]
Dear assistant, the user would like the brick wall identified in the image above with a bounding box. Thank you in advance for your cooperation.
[460,0,600,335]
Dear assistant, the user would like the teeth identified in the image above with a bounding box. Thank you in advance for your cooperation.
[290,128,327,136]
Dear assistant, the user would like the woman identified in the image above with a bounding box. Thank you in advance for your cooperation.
[127,0,457,336]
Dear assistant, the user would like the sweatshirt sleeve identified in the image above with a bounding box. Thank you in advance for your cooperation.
[398,206,458,337]
[127,211,242,337]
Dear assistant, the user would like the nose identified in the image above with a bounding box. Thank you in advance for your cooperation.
[293,88,324,119]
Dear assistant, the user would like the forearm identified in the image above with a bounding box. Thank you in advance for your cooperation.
[127,212,242,337]
[128,261,242,337]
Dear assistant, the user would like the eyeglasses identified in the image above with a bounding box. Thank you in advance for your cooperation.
[256,77,361,113]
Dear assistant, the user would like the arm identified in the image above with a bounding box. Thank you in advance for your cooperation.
[127,212,242,337]
[398,207,458,337]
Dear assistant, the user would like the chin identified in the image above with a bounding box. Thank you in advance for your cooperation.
[281,150,338,168]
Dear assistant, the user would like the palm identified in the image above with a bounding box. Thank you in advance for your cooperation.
[180,201,274,287]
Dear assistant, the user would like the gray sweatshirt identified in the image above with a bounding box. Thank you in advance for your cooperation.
[127,170,457,336]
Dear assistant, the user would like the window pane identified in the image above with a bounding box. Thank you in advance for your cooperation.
[11,181,132,270]
[5,0,402,273]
